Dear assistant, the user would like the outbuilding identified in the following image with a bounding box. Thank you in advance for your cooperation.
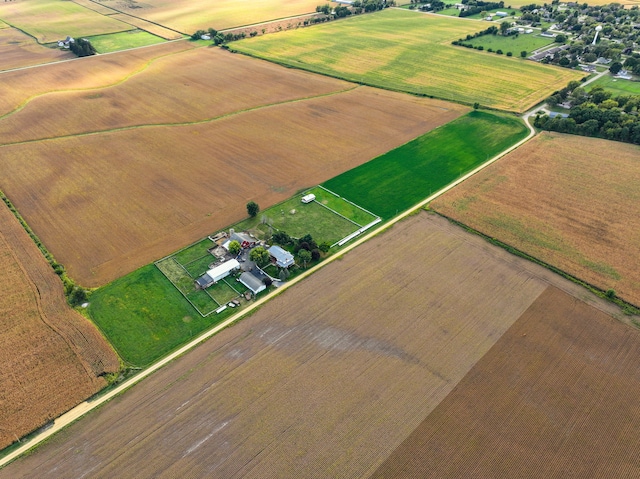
[301,193,316,204]
[268,245,295,268]
[239,271,267,295]
[196,259,240,289]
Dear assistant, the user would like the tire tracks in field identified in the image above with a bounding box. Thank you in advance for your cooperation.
[0,84,362,148]
[0,42,195,123]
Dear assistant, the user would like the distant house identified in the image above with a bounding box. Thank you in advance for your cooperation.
[596,57,611,64]
[57,36,75,48]
[238,271,266,295]
[548,111,569,119]
[200,34,211,40]
[616,70,633,80]
[195,259,240,289]
[268,245,295,268]
[495,11,508,17]
[525,28,533,33]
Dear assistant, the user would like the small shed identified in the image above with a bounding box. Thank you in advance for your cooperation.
[301,193,316,204]
[195,273,214,290]
[268,245,295,268]
[239,271,266,295]
[206,259,240,283]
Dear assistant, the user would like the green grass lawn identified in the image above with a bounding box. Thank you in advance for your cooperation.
[322,111,528,219]
[87,264,233,366]
[587,73,640,96]
[232,9,584,112]
[85,30,165,53]
[306,186,378,225]
[264,197,357,243]
[183,254,216,278]
[465,33,553,55]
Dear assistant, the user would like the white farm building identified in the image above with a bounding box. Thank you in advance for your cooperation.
[195,259,240,289]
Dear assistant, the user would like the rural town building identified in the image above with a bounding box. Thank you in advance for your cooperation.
[238,271,266,295]
[268,245,295,268]
[195,259,240,289]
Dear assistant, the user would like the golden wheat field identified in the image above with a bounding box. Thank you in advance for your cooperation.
[0,202,119,451]
[432,132,640,306]
[0,27,72,71]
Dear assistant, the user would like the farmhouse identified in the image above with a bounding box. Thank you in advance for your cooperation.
[238,271,267,295]
[268,245,295,268]
[195,259,239,289]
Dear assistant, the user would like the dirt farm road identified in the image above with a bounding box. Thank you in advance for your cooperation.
[0,110,537,468]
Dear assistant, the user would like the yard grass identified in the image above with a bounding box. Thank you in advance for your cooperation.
[322,111,528,219]
[464,33,554,55]
[232,194,364,244]
[186,289,219,314]
[306,186,378,226]
[87,264,229,366]
[173,238,215,265]
[85,30,165,53]
[0,0,133,43]
[587,73,640,96]
[182,254,215,278]
[232,9,583,112]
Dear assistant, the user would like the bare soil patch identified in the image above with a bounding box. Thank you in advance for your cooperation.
[432,132,640,306]
[0,51,466,286]
[371,286,640,478]
[0,28,72,72]
[0,203,119,450]
[0,212,553,477]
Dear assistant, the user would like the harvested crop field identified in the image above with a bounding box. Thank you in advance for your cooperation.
[431,132,640,306]
[0,28,72,71]
[371,286,640,478]
[232,9,584,112]
[0,47,355,144]
[0,40,196,117]
[0,201,119,451]
[0,49,466,287]
[0,0,132,43]
[0,212,567,477]
[107,13,184,39]
[97,0,320,33]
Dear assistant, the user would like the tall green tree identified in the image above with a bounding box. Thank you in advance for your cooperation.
[246,201,259,217]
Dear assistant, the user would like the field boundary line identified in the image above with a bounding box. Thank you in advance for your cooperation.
[0,84,361,148]
[0,114,535,469]
[0,42,196,121]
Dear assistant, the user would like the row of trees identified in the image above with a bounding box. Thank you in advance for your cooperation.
[69,38,96,57]
[535,82,640,145]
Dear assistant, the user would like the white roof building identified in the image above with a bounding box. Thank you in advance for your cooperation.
[206,259,240,283]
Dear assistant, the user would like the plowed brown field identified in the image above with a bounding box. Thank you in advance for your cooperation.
[0,202,119,450]
[0,212,599,478]
[0,28,72,72]
[0,48,466,287]
[371,286,640,478]
[432,132,640,306]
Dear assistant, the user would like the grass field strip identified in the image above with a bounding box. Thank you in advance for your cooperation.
[312,200,361,227]
[0,84,361,148]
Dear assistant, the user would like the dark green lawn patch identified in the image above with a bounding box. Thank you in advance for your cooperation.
[88,264,227,367]
[322,111,528,219]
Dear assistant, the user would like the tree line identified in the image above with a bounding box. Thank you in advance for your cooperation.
[535,81,640,145]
